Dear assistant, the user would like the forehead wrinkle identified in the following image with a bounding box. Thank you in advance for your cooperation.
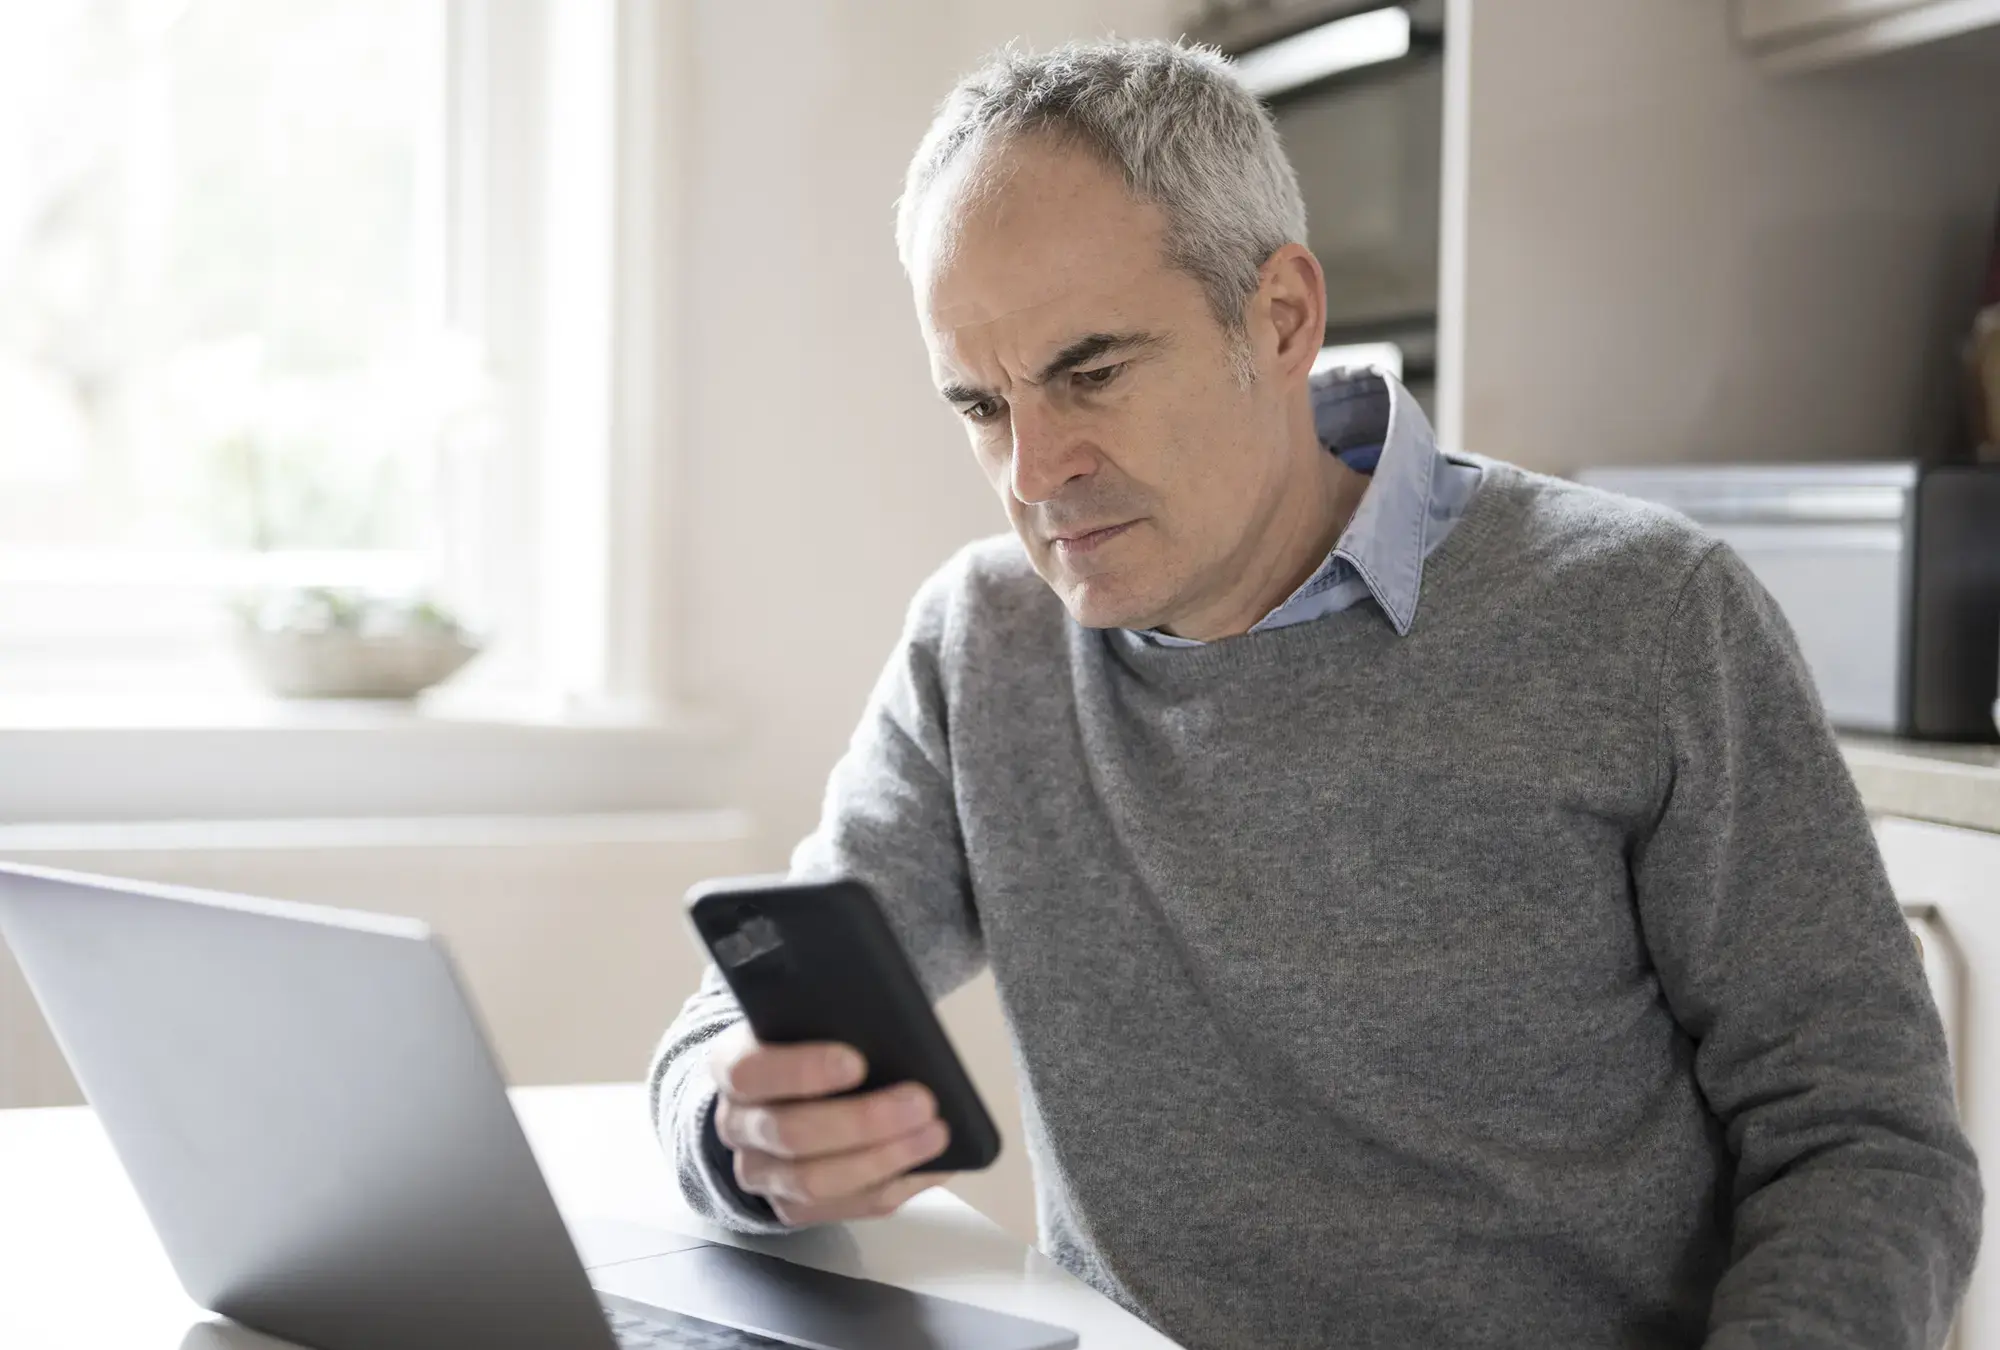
[937,287,1069,345]
[931,247,1158,359]
[934,295,1133,401]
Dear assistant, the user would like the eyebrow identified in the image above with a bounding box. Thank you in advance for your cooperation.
[938,330,1162,407]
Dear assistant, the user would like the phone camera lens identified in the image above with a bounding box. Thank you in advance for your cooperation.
[716,914,784,969]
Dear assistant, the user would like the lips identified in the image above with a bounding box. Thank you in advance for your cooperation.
[1050,520,1138,557]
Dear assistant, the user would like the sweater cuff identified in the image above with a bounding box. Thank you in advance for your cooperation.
[699,1092,782,1227]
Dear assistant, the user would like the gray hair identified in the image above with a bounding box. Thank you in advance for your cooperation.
[895,39,1309,337]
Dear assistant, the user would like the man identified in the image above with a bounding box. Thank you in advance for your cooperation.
[651,39,1978,1350]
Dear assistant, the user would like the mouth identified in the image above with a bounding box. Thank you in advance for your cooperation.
[1049,520,1139,558]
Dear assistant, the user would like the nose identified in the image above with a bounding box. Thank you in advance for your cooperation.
[1009,400,1092,505]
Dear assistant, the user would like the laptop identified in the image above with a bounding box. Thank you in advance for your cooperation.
[0,862,1078,1350]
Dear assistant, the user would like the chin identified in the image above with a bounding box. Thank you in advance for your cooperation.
[1049,572,1161,631]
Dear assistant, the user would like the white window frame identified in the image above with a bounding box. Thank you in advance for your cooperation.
[0,0,714,822]
[436,0,685,722]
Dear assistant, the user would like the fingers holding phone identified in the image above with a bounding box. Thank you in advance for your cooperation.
[707,1024,955,1227]
[686,875,1002,1222]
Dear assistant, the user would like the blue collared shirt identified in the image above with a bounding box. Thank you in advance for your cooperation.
[1127,369,1482,646]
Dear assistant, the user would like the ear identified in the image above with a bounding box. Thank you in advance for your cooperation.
[1253,243,1327,384]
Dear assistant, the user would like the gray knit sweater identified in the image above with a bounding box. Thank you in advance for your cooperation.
[650,458,1980,1349]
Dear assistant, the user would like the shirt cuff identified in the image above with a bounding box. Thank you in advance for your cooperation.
[700,1092,782,1226]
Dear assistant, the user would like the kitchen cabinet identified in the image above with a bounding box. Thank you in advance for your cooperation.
[1874,816,2000,1348]
[1735,0,2000,72]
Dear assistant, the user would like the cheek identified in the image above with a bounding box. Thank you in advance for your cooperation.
[1138,399,1229,503]
[1146,398,1270,545]
[969,432,1012,496]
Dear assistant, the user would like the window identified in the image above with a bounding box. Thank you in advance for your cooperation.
[0,1,477,695]
[0,0,670,720]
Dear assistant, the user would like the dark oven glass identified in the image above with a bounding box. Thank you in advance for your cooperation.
[1269,55,1442,331]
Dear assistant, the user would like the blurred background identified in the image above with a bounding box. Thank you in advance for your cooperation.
[2,0,1999,1275]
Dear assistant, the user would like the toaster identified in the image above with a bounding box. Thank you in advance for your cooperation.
[1576,462,2000,742]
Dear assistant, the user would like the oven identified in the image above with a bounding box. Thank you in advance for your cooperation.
[1190,1,1447,412]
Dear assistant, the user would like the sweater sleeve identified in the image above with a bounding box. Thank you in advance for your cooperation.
[647,570,985,1233]
[1629,542,1981,1348]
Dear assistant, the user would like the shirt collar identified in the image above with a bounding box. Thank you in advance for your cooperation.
[1309,367,1443,636]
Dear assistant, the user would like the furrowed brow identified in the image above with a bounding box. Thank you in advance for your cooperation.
[939,380,992,406]
[1031,331,1159,385]
[936,331,1160,406]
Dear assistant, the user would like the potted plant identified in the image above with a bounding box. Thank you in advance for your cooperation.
[233,587,481,700]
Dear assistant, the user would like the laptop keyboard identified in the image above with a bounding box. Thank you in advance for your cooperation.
[603,1300,794,1348]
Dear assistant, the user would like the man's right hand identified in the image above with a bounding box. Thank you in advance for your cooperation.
[707,1022,953,1227]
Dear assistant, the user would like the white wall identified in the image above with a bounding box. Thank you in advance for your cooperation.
[668,0,1185,1242]
[0,815,755,1107]
[1447,2,2000,475]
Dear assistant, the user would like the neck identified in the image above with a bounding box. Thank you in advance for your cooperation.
[1160,443,1369,643]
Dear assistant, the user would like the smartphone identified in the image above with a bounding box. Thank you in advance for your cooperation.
[686,875,1001,1173]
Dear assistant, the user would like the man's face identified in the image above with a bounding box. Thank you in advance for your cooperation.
[912,137,1302,632]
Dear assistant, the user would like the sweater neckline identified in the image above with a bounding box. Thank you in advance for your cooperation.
[1099,455,1526,685]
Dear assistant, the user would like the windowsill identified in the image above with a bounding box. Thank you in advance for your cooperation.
[0,694,741,824]
[0,807,755,855]
[0,688,702,731]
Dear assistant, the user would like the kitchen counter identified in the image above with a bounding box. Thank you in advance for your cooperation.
[1841,735,2000,835]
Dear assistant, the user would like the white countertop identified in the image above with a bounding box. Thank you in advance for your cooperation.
[1842,735,2000,835]
[0,1082,1181,1350]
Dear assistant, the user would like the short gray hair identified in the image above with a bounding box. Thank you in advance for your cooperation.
[895,39,1308,336]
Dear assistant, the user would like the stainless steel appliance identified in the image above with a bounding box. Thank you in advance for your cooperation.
[1190,1,1445,413]
[1576,462,2000,741]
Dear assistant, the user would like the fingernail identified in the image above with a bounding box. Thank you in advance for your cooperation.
[829,1047,865,1083]
[914,1121,949,1156]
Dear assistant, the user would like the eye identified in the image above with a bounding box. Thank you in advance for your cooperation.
[960,397,1005,424]
[1072,362,1126,391]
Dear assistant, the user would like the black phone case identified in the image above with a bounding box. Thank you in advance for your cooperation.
[686,875,1001,1173]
